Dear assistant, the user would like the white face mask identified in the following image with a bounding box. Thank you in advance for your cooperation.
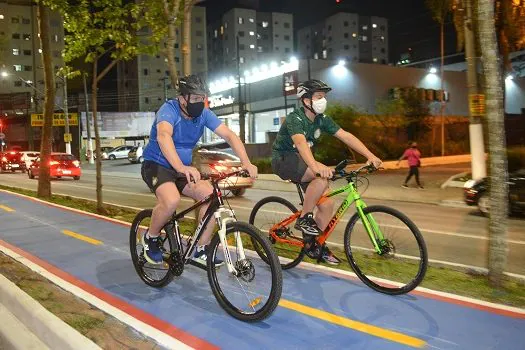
[312,97,327,114]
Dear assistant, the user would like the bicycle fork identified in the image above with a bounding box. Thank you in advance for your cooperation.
[214,207,244,274]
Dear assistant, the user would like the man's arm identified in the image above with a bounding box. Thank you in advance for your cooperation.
[334,129,382,167]
[213,124,258,178]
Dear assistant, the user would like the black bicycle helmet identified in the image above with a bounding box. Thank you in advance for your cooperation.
[178,74,209,95]
[296,79,332,99]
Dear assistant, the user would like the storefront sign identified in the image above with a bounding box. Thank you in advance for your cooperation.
[209,95,235,108]
[31,113,79,127]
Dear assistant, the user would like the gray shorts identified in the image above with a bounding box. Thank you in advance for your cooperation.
[272,152,309,190]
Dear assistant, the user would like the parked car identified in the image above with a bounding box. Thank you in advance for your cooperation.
[0,151,25,172]
[19,151,40,169]
[128,145,144,164]
[106,145,134,160]
[28,153,81,180]
[464,169,525,216]
[85,146,113,160]
[196,149,253,196]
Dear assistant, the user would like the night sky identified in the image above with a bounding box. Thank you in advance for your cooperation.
[203,0,459,62]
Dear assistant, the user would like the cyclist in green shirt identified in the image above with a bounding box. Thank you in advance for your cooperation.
[272,79,382,265]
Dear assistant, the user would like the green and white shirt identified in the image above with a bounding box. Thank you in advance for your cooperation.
[272,107,341,159]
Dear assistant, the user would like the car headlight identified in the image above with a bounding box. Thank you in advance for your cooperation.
[464,179,477,189]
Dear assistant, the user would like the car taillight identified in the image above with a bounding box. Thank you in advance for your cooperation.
[50,161,59,166]
[211,164,228,172]
[1,157,6,162]
[73,160,80,167]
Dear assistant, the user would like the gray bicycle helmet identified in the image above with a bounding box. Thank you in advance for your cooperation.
[296,79,332,99]
[178,74,209,95]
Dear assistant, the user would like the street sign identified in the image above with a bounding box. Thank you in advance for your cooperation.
[0,133,5,139]
[64,133,72,142]
[31,113,79,127]
[468,94,486,117]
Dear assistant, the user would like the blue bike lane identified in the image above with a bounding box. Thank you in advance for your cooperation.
[0,189,523,350]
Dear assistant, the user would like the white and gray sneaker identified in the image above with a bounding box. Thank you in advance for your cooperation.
[192,245,224,267]
[294,212,322,236]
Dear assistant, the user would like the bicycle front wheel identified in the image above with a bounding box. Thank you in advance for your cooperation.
[344,205,428,295]
[249,196,305,269]
[207,222,283,322]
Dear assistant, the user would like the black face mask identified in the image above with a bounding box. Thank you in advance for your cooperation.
[186,101,204,118]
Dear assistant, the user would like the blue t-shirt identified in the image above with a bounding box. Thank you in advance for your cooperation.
[143,100,222,168]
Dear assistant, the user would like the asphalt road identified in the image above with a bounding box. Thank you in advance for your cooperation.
[1,160,524,276]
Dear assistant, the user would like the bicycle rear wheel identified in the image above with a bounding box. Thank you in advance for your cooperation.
[248,196,305,269]
[130,209,177,288]
[344,205,428,295]
[207,222,282,322]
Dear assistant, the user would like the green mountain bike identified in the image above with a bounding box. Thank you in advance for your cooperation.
[249,160,428,295]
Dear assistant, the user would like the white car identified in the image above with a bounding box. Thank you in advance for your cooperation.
[128,146,144,163]
[19,151,40,169]
[106,145,134,160]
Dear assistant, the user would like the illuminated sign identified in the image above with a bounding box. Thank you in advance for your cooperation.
[209,95,235,108]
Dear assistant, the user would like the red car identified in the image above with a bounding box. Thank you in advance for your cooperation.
[28,153,81,180]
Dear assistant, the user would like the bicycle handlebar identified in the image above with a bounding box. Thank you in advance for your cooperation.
[176,169,251,183]
[315,161,380,181]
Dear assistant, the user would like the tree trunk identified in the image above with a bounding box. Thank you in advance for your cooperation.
[92,60,105,214]
[440,20,446,157]
[36,2,55,198]
[182,0,195,75]
[477,0,509,287]
[163,0,182,88]
[464,0,487,181]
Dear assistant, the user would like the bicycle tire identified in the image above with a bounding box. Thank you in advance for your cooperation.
[130,209,177,288]
[249,196,305,270]
[344,205,428,295]
[207,222,283,322]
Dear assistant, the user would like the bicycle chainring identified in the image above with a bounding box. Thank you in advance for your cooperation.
[305,241,322,259]
[168,250,185,276]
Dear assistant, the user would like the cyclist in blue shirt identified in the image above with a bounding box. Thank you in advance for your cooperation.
[141,75,258,265]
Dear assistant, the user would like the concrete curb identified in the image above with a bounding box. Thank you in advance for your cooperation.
[0,273,101,350]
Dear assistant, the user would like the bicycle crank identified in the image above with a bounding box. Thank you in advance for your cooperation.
[168,250,184,276]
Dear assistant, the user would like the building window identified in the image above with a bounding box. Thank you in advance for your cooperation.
[175,57,180,62]
[224,22,228,29]
[220,26,224,35]
[361,35,368,41]
[225,47,229,54]
[381,36,385,41]
[314,52,319,59]
[214,29,218,38]
[238,17,243,24]
[239,57,244,63]
[381,48,386,53]
[344,33,349,38]
[285,47,290,53]
[275,47,279,51]
[12,33,20,39]
[328,25,332,31]
[156,69,161,73]
[372,23,377,28]
[23,49,31,55]
[14,81,22,87]
[275,34,279,38]
[344,21,349,27]
[22,18,30,24]
[238,31,245,37]
[284,35,290,41]
[24,65,32,71]
[328,36,332,42]
[257,46,263,52]
[249,44,255,49]
[50,19,60,27]
[144,68,149,75]
[274,21,279,24]
[328,48,333,53]
[196,43,203,50]
[239,44,245,50]
[322,49,327,59]
[284,22,290,28]
[11,17,19,23]
[262,34,269,40]
[352,33,357,38]
[196,30,203,36]
[344,45,349,50]
[362,25,368,30]
[13,64,22,71]
[380,25,386,31]
[249,31,254,36]
[249,18,254,23]
[0,15,4,20]
[54,34,59,42]
[145,97,149,104]
[373,57,378,62]
[174,43,179,48]
[262,21,269,28]
[195,16,202,23]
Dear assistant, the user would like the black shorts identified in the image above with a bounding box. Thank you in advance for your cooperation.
[272,152,309,191]
[141,160,188,194]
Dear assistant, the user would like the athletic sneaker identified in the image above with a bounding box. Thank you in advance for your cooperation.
[192,245,224,267]
[418,185,424,189]
[141,231,164,264]
[321,246,342,265]
[294,212,322,236]
[401,184,409,188]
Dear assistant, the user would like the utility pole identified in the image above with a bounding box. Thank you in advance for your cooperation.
[236,35,246,143]
[83,74,94,164]
[464,0,486,180]
[63,74,71,154]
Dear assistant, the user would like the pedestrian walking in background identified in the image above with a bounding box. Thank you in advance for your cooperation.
[398,141,423,189]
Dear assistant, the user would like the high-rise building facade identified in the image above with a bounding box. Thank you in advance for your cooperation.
[207,8,293,79]
[117,6,208,112]
[297,12,388,65]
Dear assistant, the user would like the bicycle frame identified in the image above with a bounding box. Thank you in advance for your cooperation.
[167,179,244,274]
[270,179,386,253]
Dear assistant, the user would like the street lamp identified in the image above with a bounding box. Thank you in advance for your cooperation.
[338,59,346,66]
[429,66,437,74]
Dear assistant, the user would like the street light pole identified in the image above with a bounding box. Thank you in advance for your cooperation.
[236,35,246,143]
[62,74,71,154]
